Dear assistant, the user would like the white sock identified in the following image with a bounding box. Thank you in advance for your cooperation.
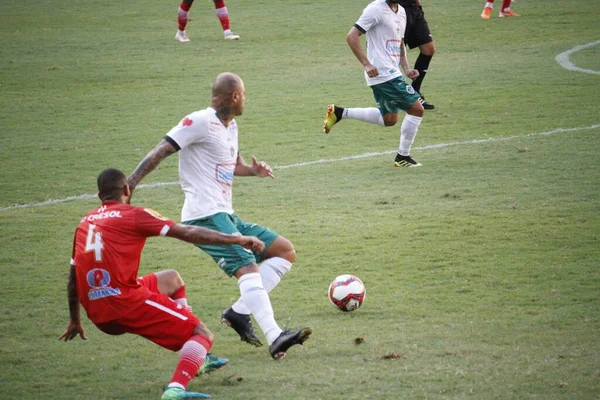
[398,115,422,156]
[237,273,282,345]
[231,258,292,315]
[343,108,384,126]
[485,2,494,8]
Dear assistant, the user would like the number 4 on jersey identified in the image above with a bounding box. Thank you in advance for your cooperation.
[85,224,104,262]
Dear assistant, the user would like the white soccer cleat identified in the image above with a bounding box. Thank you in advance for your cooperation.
[175,30,190,42]
[224,32,240,40]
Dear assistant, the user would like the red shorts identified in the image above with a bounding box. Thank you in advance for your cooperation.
[95,273,200,351]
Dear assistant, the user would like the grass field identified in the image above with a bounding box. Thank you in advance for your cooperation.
[1,0,599,399]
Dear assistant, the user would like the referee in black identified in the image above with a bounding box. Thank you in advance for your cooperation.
[399,0,436,110]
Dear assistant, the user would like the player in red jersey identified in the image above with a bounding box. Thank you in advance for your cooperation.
[59,168,264,400]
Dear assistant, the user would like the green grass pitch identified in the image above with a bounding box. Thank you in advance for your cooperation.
[1,0,599,399]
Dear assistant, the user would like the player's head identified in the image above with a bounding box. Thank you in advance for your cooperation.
[211,72,246,116]
[97,168,131,204]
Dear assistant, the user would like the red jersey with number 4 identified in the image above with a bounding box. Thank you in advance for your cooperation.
[71,202,176,324]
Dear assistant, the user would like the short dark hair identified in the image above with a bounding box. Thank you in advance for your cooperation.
[97,168,126,201]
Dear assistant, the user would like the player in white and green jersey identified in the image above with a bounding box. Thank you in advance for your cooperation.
[128,73,311,360]
[323,0,426,167]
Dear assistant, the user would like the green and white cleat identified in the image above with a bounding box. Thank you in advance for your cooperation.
[197,353,229,375]
[161,387,211,399]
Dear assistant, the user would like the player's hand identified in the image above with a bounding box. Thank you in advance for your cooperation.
[238,236,265,253]
[58,320,88,342]
[364,64,379,78]
[406,69,420,80]
[251,156,275,179]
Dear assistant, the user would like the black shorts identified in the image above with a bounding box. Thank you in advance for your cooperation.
[402,5,433,49]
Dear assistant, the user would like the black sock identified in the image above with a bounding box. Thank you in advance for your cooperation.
[412,53,433,94]
[334,106,344,121]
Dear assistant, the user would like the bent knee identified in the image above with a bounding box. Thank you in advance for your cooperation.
[194,322,214,342]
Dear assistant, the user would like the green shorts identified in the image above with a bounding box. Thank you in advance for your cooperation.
[183,212,278,276]
[371,76,421,115]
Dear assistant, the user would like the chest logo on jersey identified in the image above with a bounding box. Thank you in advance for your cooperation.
[386,40,403,56]
[216,163,235,187]
[86,268,122,300]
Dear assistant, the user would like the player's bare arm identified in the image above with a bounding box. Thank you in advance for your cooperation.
[127,139,178,191]
[234,154,275,179]
[400,40,419,80]
[347,27,379,78]
[167,224,265,253]
[58,264,88,342]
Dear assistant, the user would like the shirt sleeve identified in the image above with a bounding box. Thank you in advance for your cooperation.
[134,207,177,237]
[165,111,206,150]
[355,3,380,33]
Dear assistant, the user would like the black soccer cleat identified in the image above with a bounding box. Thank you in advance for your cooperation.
[418,96,435,110]
[394,153,422,168]
[269,327,313,360]
[221,308,263,347]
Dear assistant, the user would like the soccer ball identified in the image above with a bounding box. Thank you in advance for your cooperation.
[328,274,366,312]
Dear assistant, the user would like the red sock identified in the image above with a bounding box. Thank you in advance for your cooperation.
[169,335,212,389]
[172,285,186,302]
[214,1,230,31]
[178,2,191,31]
[501,0,511,12]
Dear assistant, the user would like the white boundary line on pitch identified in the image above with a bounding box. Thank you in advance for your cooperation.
[555,40,600,75]
[2,124,599,212]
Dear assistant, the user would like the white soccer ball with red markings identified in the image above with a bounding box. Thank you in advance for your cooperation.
[328,274,366,312]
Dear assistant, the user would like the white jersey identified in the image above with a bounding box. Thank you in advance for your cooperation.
[355,0,407,86]
[165,107,238,221]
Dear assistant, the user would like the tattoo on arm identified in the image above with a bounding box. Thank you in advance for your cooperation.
[127,139,177,190]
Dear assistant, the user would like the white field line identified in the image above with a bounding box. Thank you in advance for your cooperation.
[555,40,600,75]
[2,124,599,212]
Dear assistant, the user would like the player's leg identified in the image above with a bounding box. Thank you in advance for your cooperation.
[139,271,189,308]
[481,0,494,19]
[406,7,435,110]
[228,235,295,316]
[499,0,519,17]
[176,0,194,42]
[213,0,239,40]
[163,322,214,399]
[184,215,263,346]
[115,295,214,398]
[233,265,312,359]
[395,99,424,167]
[374,77,423,167]
[323,104,385,134]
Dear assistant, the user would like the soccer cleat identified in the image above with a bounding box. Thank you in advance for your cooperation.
[323,104,343,134]
[224,32,240,40]
[221,308,263,347]
[175,30,190,43]
[418,96,435,110]
[481,6,492,19]
[394,154,421,168]
[197,354,229,375]
[499,10,520,17]
[269,327,312,360]
[161,387,211,399]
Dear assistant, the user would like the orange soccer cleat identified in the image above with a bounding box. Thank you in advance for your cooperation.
[481,6,492,19]
[499,10,520,17]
